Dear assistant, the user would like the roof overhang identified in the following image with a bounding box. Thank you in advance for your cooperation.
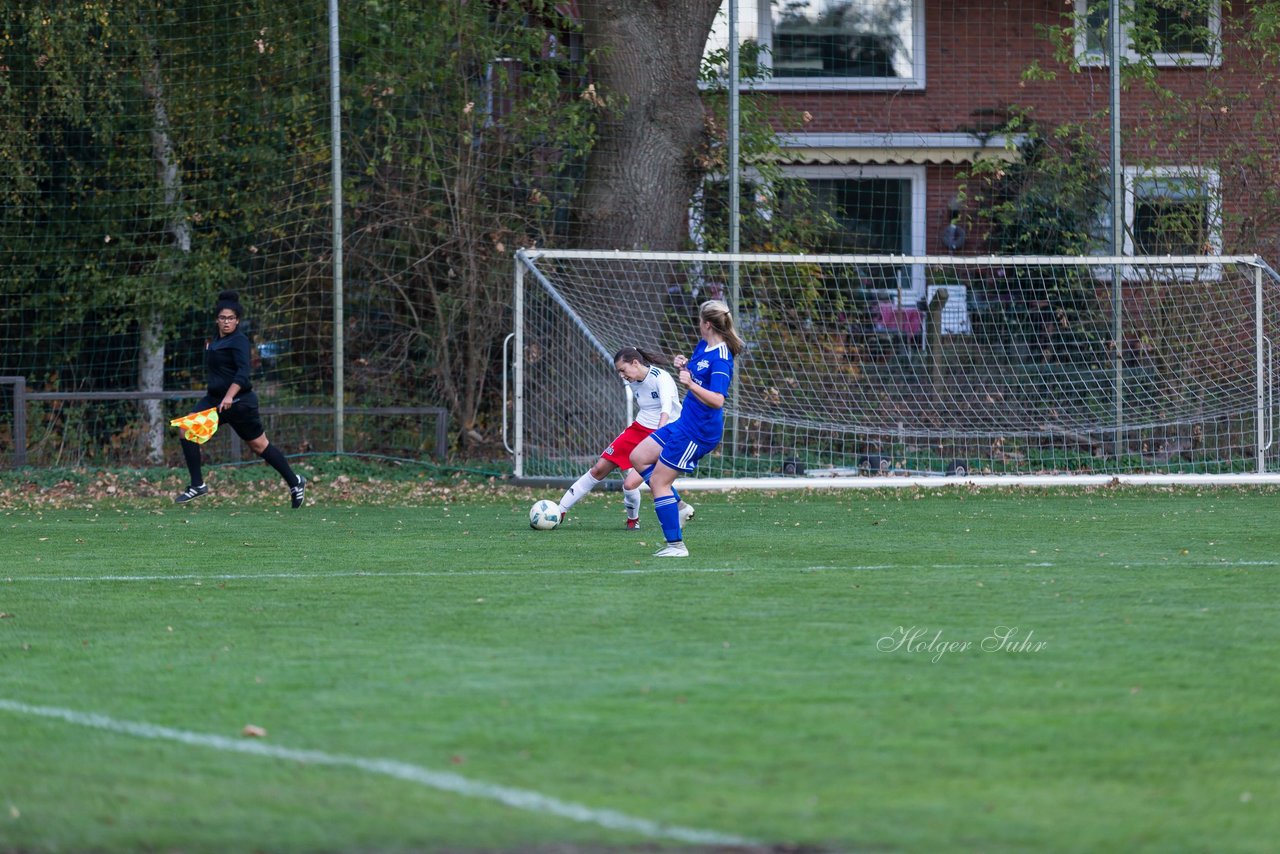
[772,132,1026,166]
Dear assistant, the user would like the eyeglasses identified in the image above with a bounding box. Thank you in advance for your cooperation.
[216,315,238,322]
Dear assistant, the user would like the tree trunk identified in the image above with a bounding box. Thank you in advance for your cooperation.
[574,0,722,251]
[140,49,190,464]
[138,312,166,463]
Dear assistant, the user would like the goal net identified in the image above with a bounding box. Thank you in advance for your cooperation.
[510,250,1280,486]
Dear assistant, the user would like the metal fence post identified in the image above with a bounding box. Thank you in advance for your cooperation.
[329,0,346,455]
[1,377,27,467]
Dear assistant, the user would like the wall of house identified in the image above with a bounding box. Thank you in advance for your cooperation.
[761,0,1277,257]
[781,1,1247,145]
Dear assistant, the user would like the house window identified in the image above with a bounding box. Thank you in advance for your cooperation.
[1075,0,1221,67]
[695,165,924,249]
[788,165,927,294]
[1103,166,1222,280]
[795,173,917,256]
[706,0,925,91]
[1127,168,1220,256]
[693,165,927,289]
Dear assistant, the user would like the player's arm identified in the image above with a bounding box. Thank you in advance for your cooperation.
[679,369,726,409]
[221,338,253,411]
[219,383,242,412]
[680,352,732,409]
[230,338,252,389]
[657,372,679,426]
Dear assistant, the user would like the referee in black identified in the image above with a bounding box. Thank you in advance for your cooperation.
[175,290,306,508]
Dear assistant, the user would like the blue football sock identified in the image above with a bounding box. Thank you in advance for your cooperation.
[639,465,680,504]
[653,494,682,543]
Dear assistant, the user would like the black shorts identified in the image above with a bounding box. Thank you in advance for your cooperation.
[194,391,265,442]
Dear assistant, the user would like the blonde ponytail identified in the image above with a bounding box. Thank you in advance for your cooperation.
[699,299,745,356]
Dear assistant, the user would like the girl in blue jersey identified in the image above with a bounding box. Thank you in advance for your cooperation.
[626,299,745,557]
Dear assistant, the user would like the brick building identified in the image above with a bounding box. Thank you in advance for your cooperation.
[706,0,1275,276]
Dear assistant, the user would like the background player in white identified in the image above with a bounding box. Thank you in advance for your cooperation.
[557,347,692,528]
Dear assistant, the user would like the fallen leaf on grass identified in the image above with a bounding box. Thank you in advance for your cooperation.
[241,724,267,738]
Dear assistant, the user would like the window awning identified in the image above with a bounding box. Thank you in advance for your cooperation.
[772,132,1026,166]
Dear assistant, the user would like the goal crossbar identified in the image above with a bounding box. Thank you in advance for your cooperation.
[519,248,1265,267]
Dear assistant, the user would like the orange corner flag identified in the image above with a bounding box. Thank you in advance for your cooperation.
[170,407,219,444]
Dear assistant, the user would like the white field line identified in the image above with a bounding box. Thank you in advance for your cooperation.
[3,566,758,583]
[3,559,1274,585]
[676,474,1280,490]
[0,698,757,848]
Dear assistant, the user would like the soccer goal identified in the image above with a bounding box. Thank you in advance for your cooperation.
[507,249,1280,487]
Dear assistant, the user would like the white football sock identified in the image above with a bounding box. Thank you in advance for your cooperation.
[559,472,601,510]
[623,486,641,519]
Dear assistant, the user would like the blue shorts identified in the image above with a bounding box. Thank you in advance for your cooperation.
[650,420,721,472]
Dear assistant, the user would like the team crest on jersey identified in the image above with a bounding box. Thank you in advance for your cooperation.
[696,358,710,372]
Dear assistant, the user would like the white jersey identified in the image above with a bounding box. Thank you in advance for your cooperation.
[628,366,681,429]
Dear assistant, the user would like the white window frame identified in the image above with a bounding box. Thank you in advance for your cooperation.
[785,164,928,296]
[709,0,926,91]
[1074,0,1221,68]
[1122,165,1222,280]
[691,163,928,293]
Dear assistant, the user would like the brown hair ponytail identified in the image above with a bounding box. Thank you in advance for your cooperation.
[613,346,671,367]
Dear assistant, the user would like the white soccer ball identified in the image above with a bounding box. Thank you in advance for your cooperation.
[529,499,563,530]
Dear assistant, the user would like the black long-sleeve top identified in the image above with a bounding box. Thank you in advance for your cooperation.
[206,329,253,398]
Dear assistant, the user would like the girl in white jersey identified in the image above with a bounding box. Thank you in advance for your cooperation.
[558,347,691,528]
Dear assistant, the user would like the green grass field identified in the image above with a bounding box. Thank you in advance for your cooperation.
[2,471,1278,853]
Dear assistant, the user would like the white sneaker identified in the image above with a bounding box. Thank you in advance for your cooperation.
[678,501,695,524]
[653,541,689,558]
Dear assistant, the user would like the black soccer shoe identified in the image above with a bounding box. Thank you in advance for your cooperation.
[175,484,209,504]
[290,475,306,509]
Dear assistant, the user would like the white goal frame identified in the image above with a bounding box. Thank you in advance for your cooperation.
[506,249,1280,488]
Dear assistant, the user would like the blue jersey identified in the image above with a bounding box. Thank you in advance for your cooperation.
[678,339,734,443]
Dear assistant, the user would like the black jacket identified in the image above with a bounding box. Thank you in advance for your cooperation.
[206,329,253,398]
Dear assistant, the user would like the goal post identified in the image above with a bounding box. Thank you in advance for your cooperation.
[508,249,1280,487]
